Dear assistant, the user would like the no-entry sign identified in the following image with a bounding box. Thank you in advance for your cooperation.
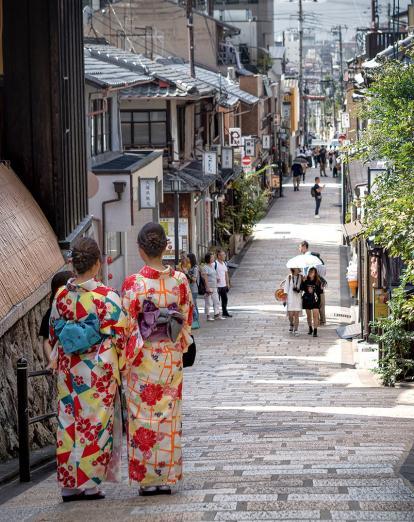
[242,156,251,167]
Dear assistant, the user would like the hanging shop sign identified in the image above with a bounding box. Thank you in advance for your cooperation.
[139,178,157,209]
[262,135,271,150]
[244,138,256,157]
[221,147,234,169]
[202,151,218,176]
[341,112,350,129]
[229,127,242,147]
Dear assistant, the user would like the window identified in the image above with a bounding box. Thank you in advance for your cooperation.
[121,110,167,148]
[91,98,112,156]
[106,231,122,261]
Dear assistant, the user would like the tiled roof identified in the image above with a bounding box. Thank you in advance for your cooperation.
[84,44,214,97]
[157,59,259,106]
[164,161,218,192]
[84,50,151,88]
[121,83,195,99]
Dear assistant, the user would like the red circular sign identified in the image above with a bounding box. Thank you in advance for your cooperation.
[242,156,251,166]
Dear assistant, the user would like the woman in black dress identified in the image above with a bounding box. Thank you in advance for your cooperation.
[301,267,323,337]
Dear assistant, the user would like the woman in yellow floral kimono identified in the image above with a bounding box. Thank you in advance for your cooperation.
[49,238,126,502]
[122,223,193,496]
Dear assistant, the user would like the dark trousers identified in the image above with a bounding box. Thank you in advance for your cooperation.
[218,286,229,315]
[315,197,322,215]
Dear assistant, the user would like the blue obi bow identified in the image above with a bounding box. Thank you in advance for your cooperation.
[54,314,104,355]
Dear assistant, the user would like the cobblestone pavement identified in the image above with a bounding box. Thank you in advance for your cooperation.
[2,172,414,521]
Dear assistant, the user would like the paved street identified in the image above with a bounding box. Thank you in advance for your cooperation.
[2,171,414,521]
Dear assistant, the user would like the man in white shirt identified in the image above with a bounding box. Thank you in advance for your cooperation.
[215,249,232,318]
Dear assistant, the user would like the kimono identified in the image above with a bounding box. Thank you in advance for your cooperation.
[121,266,193,486]
[49,278,126,490]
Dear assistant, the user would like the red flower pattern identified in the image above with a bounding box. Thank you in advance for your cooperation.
[140,384,163,406]
[129,458,147,482]
[132,427,157,452]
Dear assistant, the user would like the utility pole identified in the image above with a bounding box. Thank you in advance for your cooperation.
[332,25,345,111]
[371,0,379,30]
[298,0,304,146]
[186,0,196,78]
[338,25,344,108]
[207,0,214,17]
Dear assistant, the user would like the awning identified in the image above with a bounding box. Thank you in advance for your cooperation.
[343,220,363,240]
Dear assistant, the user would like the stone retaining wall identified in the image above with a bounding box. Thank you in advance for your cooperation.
[0,297,56,462]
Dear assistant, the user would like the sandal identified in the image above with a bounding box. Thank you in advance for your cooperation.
[157,485,172,495]
[62,491,105,502]
[139,486,158,496]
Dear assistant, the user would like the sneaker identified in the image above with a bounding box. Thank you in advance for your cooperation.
[207,316,215,322]
[223,313,233,318]
[289,325,293,333]
[215,314,225,320]
[294,331,299,336]
[315,215,320,219]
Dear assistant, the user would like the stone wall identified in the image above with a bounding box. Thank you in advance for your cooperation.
[0,296,56,462]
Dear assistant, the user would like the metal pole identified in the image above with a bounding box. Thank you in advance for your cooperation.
[174,190,180,266]
[186,0,196,78]
[298,0,304,146]
[338,26,345,109]
[17,357,30,483]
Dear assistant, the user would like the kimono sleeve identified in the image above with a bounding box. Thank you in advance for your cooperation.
[121,276,144,365]
[100,289,128,371]
[178,274,193,353]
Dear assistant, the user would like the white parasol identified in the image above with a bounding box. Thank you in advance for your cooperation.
[286,254,323,270]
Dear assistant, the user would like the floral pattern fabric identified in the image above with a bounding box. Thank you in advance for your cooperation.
[122,266,193,486]
[49,278,126,490]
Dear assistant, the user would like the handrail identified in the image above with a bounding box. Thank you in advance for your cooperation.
[17,358,56,482]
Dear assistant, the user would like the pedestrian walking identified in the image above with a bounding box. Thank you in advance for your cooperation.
[328,149,334,172]
[187,253,200,329]
[48,237,127,502]
[283,268,303,335]
[215,248,232,318]
[313,148,319,168]
[39,270,73,366]
[201,252,223,321]
[121,223,193,496]
[311,176,324,218]
[319,146,327,177]
[333,155,340,178]
[305,147,313,168]
[292,162,303,192]
[301,267,323,337]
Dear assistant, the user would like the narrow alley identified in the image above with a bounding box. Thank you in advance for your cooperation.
[2,173,414,521]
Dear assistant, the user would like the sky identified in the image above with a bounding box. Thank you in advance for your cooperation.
[274,0,405,42]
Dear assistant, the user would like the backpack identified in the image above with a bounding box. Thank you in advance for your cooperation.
[197,270,206,296]
[311,186,316,198]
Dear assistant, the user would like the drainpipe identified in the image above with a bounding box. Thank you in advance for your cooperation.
[102,181,126,284]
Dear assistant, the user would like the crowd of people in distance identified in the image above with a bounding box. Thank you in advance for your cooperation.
[291,146,342,219]
[282,241,327,338]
